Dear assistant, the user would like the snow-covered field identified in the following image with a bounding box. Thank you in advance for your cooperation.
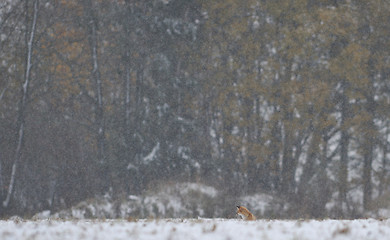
[1,218,390,240]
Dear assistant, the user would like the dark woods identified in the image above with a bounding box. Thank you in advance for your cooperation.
[0,0,390,218]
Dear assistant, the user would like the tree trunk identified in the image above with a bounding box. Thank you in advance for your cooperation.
[338,79,350,217]
[297,130,320,197]
[379,139,388,197]
[280,63,296,196]
[362,136,373,210]
[281,117,294,195]
[90,18,105,165]
[3,0,39,209]
[0,158,3,212]
[317,135,330,216]
[362,95,375,210]
[125,61,132,143]
[84,0,107,192]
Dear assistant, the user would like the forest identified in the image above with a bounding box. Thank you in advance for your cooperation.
[1,0,390,218]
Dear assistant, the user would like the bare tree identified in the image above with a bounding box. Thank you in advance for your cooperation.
[3,0,39,209]
[81,0,108,192]
[337,78,350,217]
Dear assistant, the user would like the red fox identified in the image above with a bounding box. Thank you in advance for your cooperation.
[236,206,256,220]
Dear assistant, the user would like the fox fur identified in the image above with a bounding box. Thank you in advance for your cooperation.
[236,206,256,220]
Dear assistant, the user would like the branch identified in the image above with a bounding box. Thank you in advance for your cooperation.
[0,80,9,102]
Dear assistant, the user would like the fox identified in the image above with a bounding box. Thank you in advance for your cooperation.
[236,206,256,220]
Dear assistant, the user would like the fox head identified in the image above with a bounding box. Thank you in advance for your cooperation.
[236,205,245,216]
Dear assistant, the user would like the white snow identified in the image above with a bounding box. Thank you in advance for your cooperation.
[143,143,160,164]
[47,182,220,219]
[1,218,390,240]
[239,193,277,216]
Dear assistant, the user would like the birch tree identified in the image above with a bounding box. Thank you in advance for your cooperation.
[2,0,39,209]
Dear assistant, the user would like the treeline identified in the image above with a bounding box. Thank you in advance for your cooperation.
[1,0,390,218]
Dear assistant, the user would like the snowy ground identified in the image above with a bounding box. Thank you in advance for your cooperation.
[1,218,389,240]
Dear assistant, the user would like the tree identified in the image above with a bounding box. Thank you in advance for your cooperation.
[354,0,390,211]
[2,0,39,210]
[82,0,108,192]
[1,0,390,218]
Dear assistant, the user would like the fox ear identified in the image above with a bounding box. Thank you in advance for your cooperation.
[236,206,240,209]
